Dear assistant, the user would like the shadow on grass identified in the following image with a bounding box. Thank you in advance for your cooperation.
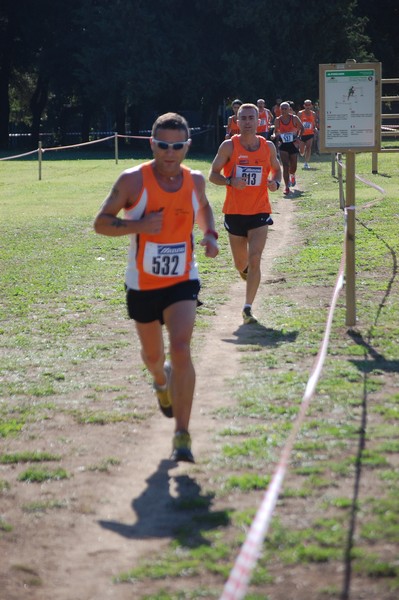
[348,330,399,374]
[223,323,298,348]
[98,459,230,546]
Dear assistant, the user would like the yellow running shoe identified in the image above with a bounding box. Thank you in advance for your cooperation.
[242,306,258,324]
[153,362,173,418]
[171,431,194,463]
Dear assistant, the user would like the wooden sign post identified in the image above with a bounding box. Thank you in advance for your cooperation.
[319,61,381,326]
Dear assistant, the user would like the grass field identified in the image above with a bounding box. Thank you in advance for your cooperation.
[1,148,399,599]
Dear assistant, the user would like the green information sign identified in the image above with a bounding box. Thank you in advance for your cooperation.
[319,63,381,152]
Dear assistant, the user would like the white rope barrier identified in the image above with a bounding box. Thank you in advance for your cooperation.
[0,128,213,163]
[220,245,346,600]
[42,135,115,152]
[336,155,386,195]
[0,149,38,161]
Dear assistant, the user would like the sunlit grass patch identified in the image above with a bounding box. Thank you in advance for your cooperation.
[22,499,68,512]
[353,553,399,579]
[0,450,61,464]
[86,457,121,472]
[0,479,11,493]
[114,535,232,583]
[321,496,353,510]
[224,473,271,492]
[17,467,69,482]
[0,517,13,532]
[71,409,145,425]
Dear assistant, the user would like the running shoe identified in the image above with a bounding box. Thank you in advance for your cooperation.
[153,362,173,418]
[171,431,195,463]
[239,266,248,280]
[284,187,290,195]
[242,306,258,324]
[290,174,296,186]
[303,162,310,170]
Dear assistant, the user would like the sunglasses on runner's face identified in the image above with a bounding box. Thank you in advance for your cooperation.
[152,139,191,151]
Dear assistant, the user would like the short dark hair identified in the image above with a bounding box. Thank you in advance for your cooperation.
[152,112,190,139]
[238,103,259,118]
[232,99,243,107]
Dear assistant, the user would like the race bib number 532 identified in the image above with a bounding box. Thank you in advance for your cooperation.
[143,242,187,277]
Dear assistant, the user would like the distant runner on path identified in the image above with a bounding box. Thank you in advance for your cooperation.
[209,103,281,326]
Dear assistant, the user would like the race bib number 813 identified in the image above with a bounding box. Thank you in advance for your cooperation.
[236,165,262,186]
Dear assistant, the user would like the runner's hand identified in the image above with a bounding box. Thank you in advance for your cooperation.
[140,210,163,234]
[200,235,219,258]
[232,177,246,190]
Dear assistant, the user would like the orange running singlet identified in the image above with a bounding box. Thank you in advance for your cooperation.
[298,110,317,135]
[223,136,272,215]
[277,115,299,143]
[125,163,199,291]
[257,109,270,133]
[228,116,240,136]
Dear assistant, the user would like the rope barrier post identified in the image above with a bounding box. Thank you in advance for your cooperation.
[372,151,378,174]
[38,141,43,181]
[345,151,356,326]
[331,152,336,177]
[114,133,118,164]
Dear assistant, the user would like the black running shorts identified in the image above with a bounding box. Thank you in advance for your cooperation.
[224,213,273,237]
[126,279,200,324]
[279,141,299,155]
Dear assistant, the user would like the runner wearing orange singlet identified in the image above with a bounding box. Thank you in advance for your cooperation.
[94,112,219,464]
[256,98,273,139]
[298,99,318,169]
[272,97,282,119]
[273,101,304,194]
[225,98,242,139]
[209,103,281,325]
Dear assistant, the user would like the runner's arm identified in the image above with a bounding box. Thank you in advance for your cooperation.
[192,171,219,258]
[294,115,305,137]
[93,171,163,237]
[209,140,246,189]
[266,142,282,192]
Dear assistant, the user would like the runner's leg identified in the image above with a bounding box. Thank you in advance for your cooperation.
[246,225,268,306]
[135,320,166,387]
[228,232,248,273]
[280,150,290,189]
[163,300,197,433]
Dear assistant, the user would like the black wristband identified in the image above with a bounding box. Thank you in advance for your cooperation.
[225,176,232,186]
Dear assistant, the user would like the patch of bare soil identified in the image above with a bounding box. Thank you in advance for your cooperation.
[0,191,396,600]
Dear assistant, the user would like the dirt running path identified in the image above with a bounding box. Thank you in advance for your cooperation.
[1,195,295,600]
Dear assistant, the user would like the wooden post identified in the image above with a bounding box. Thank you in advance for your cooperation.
[331,153,336,177]
[337,153,344,210]
[114,133,118,164]
[372,151,378,174]
[38,141,42,181]
[345,151,356,326]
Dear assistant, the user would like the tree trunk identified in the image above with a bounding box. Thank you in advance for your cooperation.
[0,7,15,149]
[29,76,48,147]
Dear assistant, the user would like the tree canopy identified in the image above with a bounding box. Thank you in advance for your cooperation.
[0,0,397,149]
